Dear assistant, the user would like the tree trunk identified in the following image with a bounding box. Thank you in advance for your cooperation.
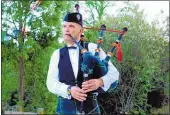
[19,55,24,105]
[18,13,24,106]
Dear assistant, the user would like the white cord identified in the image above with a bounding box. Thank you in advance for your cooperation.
[87,106,98,115]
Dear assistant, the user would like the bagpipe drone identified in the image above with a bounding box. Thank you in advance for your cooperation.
[69,4,128,114]
[70,4,128,89]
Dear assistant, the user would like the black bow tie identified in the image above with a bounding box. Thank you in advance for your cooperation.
[67,46,77,49]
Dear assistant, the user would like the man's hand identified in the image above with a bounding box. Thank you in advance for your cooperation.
[71,86,87,102]
[82,78,104,93]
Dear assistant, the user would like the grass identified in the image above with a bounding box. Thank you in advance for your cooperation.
[151,104,169,115]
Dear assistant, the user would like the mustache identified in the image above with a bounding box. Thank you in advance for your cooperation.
[65,34,71,36]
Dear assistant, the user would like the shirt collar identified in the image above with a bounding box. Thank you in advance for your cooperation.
[66,40,80,48]
[67,43,77,47]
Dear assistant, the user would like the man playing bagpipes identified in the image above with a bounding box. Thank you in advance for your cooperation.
[46,5,120,114]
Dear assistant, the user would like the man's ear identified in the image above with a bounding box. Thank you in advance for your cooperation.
[79,27,83,34]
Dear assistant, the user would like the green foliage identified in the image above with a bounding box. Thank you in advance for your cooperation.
[84,1,115,25]
[151,105,169,114]
[1,1,70,114]
[22,40,62,113]
[84,1,169,114]
[1,1,169,114]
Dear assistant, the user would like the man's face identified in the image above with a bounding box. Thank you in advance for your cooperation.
[62,21,82,43]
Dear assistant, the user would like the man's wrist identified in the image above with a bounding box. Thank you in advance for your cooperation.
[67,85,72,99]
[98,78,104,87]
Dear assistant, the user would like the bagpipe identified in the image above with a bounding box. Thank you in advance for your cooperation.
[69,4,128,114]
[70,4,128,85]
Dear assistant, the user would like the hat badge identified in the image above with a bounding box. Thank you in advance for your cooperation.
[77,14,80,20]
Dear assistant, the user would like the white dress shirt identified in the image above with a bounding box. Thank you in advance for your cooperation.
[46,42,119,99]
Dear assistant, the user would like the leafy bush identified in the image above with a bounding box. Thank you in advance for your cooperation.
[1,1,169,114]
[84,2,169,114]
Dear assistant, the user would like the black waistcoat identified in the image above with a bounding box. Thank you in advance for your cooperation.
[58,42,105,93]
[58,42,88,88]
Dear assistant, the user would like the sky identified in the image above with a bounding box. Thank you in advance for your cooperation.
[1,1,169,42]
[126,1,169,25]
[80,1,169,28]
[58,1,169,43]
[110,1,169,21]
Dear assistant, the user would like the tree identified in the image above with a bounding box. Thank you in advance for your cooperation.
[2,1,169,114]
[84,1,169,114]
[84,1,115,26]
[1,0,71,113]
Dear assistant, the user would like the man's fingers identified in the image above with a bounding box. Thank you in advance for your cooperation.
[76,88,85,93]
[76,92,87,97]
[82,81,88,85]
[82,84,88,89]
[77,96,86,101]
[71,86,87,102]
[83,86,97,93]
[76,97,84,102]
[74,96,83,102]
[82,80,93,85]
[82,87,88,90]
[84,79,95,84]
[75,95,86,102]
[84,89,93,93]
[74,88,87,101]
[82,85,95,90]
[82,83,96,89]
[82,79,97,93]
[82,79,96,87]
